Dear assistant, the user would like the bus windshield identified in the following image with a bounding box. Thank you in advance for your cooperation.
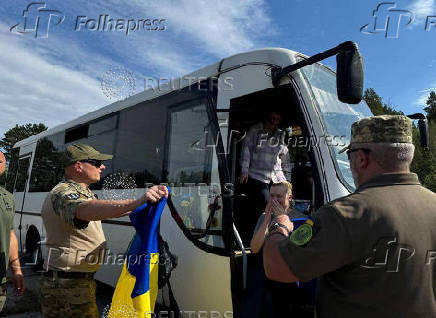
[299,61,373,191]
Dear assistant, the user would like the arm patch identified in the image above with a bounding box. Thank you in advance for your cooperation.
[66,193,80,200]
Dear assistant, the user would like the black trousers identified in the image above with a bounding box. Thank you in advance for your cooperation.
[235,177,270,247]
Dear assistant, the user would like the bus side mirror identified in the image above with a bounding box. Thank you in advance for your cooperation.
[407,113,430,151]
[336,44,364,104]
[418,119,429,151]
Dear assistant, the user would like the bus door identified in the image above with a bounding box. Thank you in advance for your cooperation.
[13,154,32,250]
[159,81,234,313]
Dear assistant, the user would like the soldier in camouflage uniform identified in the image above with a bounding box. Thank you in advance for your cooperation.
[263,115,436,318]
[40,144,168,318]
[0,150,24,313]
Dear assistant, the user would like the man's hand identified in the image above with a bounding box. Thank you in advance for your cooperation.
[239,173,248,184]
[144,185,168,203]
[271,199,287,217]
[264,201,273,225]
[12,271,25,296]
[273,214,294,236]
[156,185,168,199]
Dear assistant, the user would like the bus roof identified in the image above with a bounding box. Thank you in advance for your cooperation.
[15,47,301,148]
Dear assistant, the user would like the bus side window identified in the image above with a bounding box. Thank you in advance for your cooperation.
[165,99,225,248]
[15,157,31,193]
[29,134,64,192]
[6,148,19,193]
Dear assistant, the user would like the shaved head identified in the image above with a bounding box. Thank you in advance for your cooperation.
[0,151,6,176]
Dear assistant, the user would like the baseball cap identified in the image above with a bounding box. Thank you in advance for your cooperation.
[63,144,113,167]
[339,115,413,154]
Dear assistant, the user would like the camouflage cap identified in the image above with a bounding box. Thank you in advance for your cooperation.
[63,144,113,166]
[339,115,413,154]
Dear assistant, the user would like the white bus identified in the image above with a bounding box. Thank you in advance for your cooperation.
[9,42,375,315]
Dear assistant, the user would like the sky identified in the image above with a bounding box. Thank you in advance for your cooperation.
[1,0,435,138]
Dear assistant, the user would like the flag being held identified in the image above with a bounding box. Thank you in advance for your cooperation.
[108,187,170,317]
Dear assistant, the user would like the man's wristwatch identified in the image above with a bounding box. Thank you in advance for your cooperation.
[268,222,290,237]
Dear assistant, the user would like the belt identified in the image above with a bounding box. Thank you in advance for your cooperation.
[43,270,95,279]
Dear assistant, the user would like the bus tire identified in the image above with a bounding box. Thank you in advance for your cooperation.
[24,225,44,271]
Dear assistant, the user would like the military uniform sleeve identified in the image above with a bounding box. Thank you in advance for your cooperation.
[51,186,89,228]
[278,206,352,282]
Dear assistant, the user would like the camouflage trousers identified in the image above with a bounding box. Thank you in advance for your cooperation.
[39,274,99,318]
[0,285,6,313]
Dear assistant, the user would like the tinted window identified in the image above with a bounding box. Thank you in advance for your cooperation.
[29,133,65,192]
[15,157,31,192]
[67,115,118,190]
[112,102,167,187]
[166,101,213,184]
[165,98,226,248]
[29,114,119,192]
[5,148,19,192]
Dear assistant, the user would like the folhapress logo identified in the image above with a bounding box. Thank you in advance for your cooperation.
[361,2,415,38]
[10,2,65,38]
[361,236,415,272]
[75,15,166,36]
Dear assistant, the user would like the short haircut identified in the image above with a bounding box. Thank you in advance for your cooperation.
[271,181,293,195]
[360,142,415,171]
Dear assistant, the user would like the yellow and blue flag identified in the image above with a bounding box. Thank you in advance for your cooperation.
[108,188,169,317]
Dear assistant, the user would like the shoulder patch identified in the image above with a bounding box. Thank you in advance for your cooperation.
[289,222,313,246]
[65,193,80,200]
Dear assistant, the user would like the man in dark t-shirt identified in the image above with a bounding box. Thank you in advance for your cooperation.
[263,115,436,318]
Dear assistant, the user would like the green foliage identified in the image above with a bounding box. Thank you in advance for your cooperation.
[364,88,435,192]
[0,123,48,161]
[424,91,436,122]
[363,88,403,116]
[411,121,436,192]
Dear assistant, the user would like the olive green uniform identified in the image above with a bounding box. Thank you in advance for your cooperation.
[0,187,14,312]
[40,180,106,318]
[279,173,436,318]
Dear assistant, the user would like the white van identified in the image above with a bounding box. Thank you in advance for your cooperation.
[9,41,378,316]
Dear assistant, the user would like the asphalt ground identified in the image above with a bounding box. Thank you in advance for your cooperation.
[0,265,114,317]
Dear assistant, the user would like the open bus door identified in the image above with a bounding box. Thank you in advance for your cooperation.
[225,41,366,317]
[13,154,32,252]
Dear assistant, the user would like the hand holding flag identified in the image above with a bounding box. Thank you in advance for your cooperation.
[108,186,170,317]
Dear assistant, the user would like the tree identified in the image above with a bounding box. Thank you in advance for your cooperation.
[0,123,47,161]
[424,91,436,122]
[363,88,402,116]
[363,88,435,192]
[363,88,384,115]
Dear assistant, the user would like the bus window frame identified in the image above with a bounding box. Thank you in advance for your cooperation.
[296,57,372,193]
[162,82,232,256]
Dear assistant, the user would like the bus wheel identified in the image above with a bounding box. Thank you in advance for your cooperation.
[24,225,44,271]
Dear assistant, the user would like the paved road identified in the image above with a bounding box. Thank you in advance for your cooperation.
[0,266,114,317]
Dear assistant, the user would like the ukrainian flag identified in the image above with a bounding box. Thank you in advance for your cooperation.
[108,188,169,317]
